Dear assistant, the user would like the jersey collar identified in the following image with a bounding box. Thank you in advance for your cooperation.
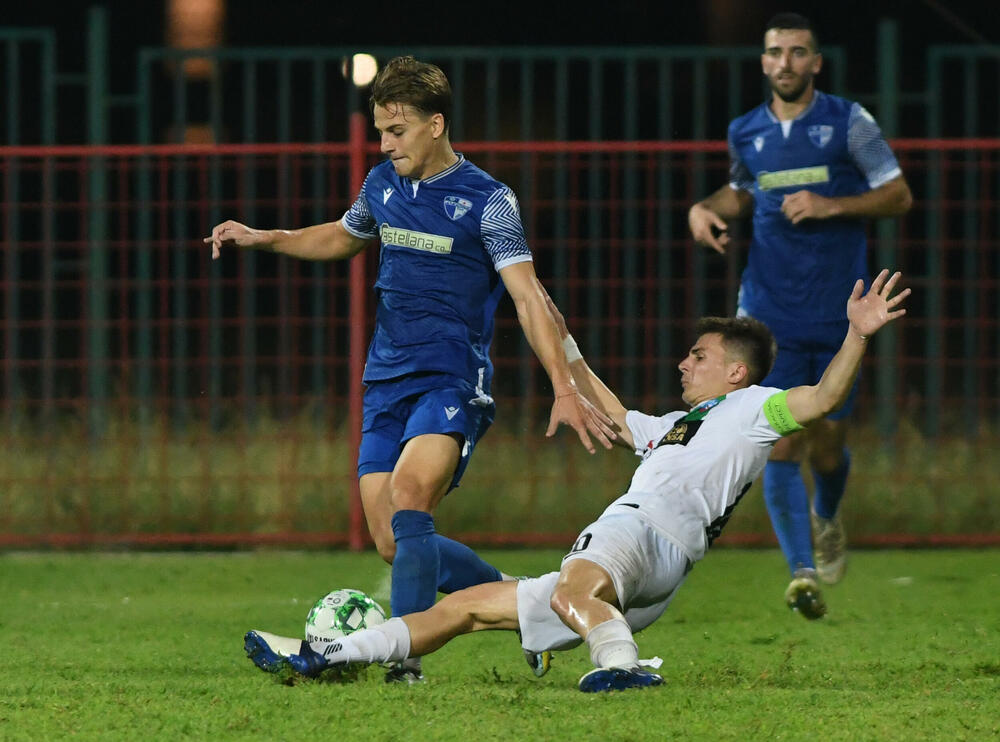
[688,394,726,414]
[764,89,823,124]
[408,153,466,187]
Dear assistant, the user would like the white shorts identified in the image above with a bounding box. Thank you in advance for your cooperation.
[515,513,692,653]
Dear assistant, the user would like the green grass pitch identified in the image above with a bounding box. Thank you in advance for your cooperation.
[2,549,998,741]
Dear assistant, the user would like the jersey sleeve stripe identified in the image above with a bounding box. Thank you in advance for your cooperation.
[481,186,532,267]
[342,171,378,238]
[494,253,533,271]
[342,217,377,240]
[847,103,903,191]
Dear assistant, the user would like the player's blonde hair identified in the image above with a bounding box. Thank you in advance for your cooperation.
[370,56,453,134]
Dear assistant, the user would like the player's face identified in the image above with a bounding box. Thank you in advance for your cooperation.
[677,333,742,406]
[761,28,822,104]
[373,102,446,180]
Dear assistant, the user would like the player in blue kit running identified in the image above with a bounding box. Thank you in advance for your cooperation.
[207,56,615,681]
[688,13,912,618]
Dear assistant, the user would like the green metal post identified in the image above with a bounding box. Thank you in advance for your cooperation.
[135,52,154,424]
[3,40,20,425]
[962,57,978,434]
[310,59,327,411]
[656,58,674,404]
[586,58,603,364]
[552,58,569,313]
[924,50,943,437]
[691,58,708,320]
[277,58,292,417]
[242,60,258,423]
[86,6,109,436]
[208,55,224,430]
[875,18,899,436]
[41,33,56,423]
[519,58,534,423]
[622,58,639,402]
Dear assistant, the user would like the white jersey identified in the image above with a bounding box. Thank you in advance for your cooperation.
[604,385,788,561]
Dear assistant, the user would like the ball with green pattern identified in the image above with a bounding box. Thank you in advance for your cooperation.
[305,589,387,643]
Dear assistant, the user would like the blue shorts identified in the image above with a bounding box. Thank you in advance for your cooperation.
[760,324,860,422]
[357,372,496,489]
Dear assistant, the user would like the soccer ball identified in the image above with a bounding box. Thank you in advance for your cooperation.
[304,588,387,644]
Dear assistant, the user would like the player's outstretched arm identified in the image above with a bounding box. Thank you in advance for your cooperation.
[204,219,369,261]
[786,269,910,426]
[688,185,754,254]
[500,262,617,454]
[537,281,634,450]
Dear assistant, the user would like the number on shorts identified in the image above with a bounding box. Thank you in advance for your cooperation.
[570,533,592,553]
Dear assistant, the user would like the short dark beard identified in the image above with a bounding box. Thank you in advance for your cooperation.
[771,75,811,103]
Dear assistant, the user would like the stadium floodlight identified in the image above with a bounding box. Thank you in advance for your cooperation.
[343,54,378,87]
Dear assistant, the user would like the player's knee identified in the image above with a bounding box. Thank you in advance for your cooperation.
[373,537,396,564]
[389,479,437,512]
[549,584,575,623]
[810,445,847,473]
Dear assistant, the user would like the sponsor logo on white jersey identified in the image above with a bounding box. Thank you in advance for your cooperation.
[383,187,394,204]
[444,406,460,420]
[808,125,834,148]
[443,195,473,221]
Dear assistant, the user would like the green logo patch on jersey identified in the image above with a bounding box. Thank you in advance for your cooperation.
[757,165,830,191]
[380,224,454,254]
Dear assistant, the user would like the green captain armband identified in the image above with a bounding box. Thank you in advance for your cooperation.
[763,390,805,436]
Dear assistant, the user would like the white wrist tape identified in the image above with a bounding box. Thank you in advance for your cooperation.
[562,334,583,363]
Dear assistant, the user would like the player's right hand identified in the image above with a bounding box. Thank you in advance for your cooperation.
[688,203,730,254]
[204,220,267,260]
[546,390,617,454]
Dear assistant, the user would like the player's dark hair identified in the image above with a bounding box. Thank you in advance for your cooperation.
[764,12,819,50]
[370,56,452,133]
[695,316,777,386]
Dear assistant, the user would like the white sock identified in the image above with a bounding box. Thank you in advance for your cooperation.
[307,617,413,665]
[585,617,638,669]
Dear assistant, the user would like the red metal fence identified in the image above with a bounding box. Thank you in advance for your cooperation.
[1,135,999,548]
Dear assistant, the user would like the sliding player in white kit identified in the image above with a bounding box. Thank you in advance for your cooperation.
[244,270,909,692]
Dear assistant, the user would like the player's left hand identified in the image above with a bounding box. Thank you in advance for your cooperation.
[781,190,840,224]
[846,268,910,339]
[547,391,617,454]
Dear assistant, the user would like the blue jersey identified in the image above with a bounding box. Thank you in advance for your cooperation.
[341,155,532,387]
[728,91,902,328]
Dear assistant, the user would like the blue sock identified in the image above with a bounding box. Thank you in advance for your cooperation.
[763,461,814,574]
[435,535,503,593]
[390,510,440,617]
[812,449,851,520]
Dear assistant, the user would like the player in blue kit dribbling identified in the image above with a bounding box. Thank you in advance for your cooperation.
[688,13,912,618]
[207,56,615,681]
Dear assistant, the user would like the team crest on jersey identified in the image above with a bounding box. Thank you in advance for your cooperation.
[753,136,765,152]
[443,196,473,221]
[808,125,834,148]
